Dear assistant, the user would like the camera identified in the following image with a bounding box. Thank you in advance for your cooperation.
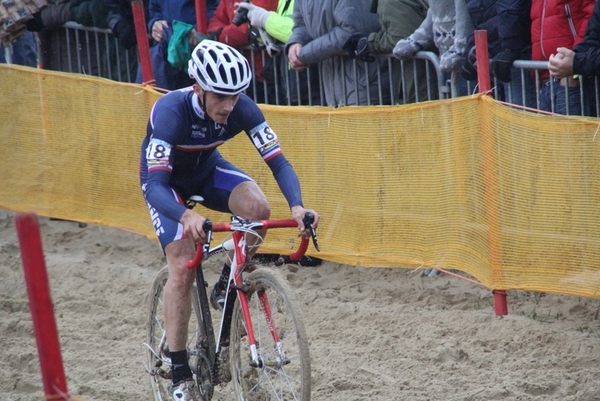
[232,0,250,26]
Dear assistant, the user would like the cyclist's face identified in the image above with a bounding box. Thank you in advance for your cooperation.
[195,86,239,124]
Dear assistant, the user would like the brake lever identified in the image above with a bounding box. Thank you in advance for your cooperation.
[202,218,213,256]
[302,212,320,252]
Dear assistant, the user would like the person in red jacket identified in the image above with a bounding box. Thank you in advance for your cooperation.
[208,0,279,104]
[531,0,595,115]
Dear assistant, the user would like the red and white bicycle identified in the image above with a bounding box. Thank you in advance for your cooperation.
[144,196,319,401]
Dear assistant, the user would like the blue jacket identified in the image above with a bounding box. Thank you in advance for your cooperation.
[495,0,531,51]
[464,0,502,57]
[147,0,219,31]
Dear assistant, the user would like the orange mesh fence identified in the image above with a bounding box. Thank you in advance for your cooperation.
[2,64,600,299]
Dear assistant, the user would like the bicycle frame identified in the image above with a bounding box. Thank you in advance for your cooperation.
[185,216,314,368]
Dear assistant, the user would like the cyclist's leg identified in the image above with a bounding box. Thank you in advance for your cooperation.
[147,266,205,401]
[197,156,271,255]
[143,188,202,398]
[163,239,197,376]
[196,156,270,311]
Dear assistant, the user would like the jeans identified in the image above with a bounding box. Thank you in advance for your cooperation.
[540,78,597,117]
[0,32,37,67]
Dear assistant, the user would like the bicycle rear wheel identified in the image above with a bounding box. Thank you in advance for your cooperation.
[229,268,311,401]
[147,267,212,401]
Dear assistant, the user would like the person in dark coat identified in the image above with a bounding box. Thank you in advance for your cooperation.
[459,0,536,107]
[549,0,600,79]
[25,0,108,76]
[344,0,434,104]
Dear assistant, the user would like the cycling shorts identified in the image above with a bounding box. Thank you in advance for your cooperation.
[145,157,254,249]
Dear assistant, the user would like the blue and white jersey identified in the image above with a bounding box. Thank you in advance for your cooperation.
[140,87,302,222]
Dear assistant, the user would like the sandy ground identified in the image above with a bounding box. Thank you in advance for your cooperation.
[2,209,600,401]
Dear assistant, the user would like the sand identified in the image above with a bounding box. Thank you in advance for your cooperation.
[2,209,600,401]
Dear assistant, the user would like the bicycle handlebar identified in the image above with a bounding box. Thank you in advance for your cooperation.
[185,213,318,269]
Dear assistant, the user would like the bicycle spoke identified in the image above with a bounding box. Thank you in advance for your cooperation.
[230,268,310,401]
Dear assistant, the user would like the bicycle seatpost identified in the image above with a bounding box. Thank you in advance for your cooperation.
[303,212,320,252]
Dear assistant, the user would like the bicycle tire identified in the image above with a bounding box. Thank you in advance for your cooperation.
[147,266,213,401]
[229,268,311,401]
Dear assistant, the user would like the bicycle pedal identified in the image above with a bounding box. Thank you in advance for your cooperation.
[151,367,172,380]
[231,284,251,293]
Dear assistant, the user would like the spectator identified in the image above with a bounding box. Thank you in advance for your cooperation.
[146,0,219,89]
[25,0,111,76]
[105,0,148,51]
[0,31,37,67]
[0,0,41,67]
[208,0,279,103]
[458,0,537,107]
[532,0,595,115]
[393,0,472,74]
[458,0,502,84]
[393,0,472,99]
[104,0,150,82]
[549,0,600,81]
[492,0,536,107]
[235,0,322,105]
[285,0,392,106]
[343,0,435,104]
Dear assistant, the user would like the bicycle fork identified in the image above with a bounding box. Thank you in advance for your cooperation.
[227,231,289,369]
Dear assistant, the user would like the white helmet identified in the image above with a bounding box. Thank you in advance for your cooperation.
[188,40,252,95]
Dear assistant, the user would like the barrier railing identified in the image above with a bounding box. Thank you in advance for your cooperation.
[26,22,138,83]
[5,22,599,115]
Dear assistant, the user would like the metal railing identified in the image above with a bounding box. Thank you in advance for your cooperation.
[4,22,599,116]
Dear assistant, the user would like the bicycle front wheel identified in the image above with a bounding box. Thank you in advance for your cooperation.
[229,268,311,401]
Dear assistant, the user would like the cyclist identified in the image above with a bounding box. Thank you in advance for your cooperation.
[139,39,320,401]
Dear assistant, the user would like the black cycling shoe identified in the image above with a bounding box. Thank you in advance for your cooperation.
[210,280,226,311]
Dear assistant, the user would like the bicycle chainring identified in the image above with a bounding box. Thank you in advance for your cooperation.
[192,351,214,400]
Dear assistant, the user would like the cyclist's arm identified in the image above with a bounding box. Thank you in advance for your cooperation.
[144,138,189,222]
[266,153,303,208]
[246,121,302,208]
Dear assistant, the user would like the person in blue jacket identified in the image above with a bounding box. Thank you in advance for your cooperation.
[143,0,219,89]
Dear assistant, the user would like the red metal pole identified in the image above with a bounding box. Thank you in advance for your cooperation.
[132,0,154,84]
[474,30,491,94]
[195,0,207,35]
[15,213,69,399]
[493,290,508,315]
[475,30,507,316]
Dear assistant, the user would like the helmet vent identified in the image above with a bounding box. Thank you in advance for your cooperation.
[206,63,217,83]
[218,64,229,84]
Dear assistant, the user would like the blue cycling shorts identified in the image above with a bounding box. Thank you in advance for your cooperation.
[145,155,254,250]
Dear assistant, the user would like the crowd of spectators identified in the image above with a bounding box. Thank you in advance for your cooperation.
[2,0,600,114]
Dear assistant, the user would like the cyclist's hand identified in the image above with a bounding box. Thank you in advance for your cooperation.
[180,209,207,243]
[291,205,319,236]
